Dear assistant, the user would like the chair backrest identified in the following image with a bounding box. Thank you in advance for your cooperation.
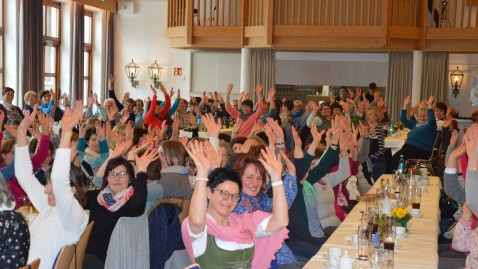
[53,245,76,269]
[18,258,40,269]
[149,202,185,269]
[68,221,95,269]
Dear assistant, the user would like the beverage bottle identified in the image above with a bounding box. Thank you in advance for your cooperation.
[398,155,405,173]
[196,114,201,129]
[388,120,395,136]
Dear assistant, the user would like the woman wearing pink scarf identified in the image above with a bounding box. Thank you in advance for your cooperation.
[182,141,289,269]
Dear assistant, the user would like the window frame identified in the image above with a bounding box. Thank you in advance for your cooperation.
[43,0,61,98]
[84,10,93,97]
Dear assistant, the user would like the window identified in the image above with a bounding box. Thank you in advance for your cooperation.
[0,0,4,89]
[43,0,61,92]
[84,11,93,99]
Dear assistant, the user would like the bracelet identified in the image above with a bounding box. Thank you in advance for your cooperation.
[275,142,285,146]
[193,177,209,184]
[271,181,283,187]
[128,160,136,165]
[331,143,338,147]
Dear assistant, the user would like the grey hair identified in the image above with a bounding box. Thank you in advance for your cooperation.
[0,174,15,208]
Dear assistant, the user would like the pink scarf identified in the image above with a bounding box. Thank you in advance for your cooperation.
[181,210,288,269]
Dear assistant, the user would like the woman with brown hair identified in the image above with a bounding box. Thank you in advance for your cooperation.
[15,103,88,269]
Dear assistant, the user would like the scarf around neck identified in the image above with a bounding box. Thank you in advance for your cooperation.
[0,100,13,109]
[236,192,272,214]
[182,211,288,269]
[97,185,134,212]
[239,111,253,121]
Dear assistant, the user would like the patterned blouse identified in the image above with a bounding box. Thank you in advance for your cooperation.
[234,173,298,266]
[0,210,30,269]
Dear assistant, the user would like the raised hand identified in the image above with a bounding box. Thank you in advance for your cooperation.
[170,88,175,98]
[449,129,459,148]
[250,120,264,137]
[291,126,302,149]
[465,124,478,157]
[263,122,276,146]
[280,150,296,177]
[339,132,350,157]
[427,95,435,108]
[150,84,157,96]
[328,94,336,104]
[258,146,283,180]
[111,140,133,159]
[180,136,189,147]
[255,83,264,97]
[185,140,212,176]
[93,92,100,106]
[127,142,151,161]
[87,92,94,107]
[238,139,254,154]
[134,147,159,174]
[95,121,106,141]
[123,92,130,102]
[37,111,51,135]
[204,141,223,170]
[244,92,250,100]
[266,117,285,143]
[227,83,234,94]
[232,119,243,137]
[107,105,118,121]
[267,88,276,102]
[202,113,221,138]
[310,122,326,143]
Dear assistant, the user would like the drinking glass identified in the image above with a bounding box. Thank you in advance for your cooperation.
[411,186,421,209]
[368,247,382,269]
[358,224,370,261]
[383,216,396,251]
[380,249,394,269]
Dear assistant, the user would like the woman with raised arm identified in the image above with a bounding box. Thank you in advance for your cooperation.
[15,103,88,269]
[181,141,289,269]
[391,95,437,169]
[83,144,158,268]
[143,83,171,129]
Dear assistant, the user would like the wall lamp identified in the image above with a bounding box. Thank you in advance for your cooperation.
[125,59,140,88]
[450,66,464,98]
[148,60,163,89]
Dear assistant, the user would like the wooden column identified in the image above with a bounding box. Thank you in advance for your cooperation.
[241,0,250,46]
[264,0,274,45]
[185,0,193,44]
[419,0,427,49]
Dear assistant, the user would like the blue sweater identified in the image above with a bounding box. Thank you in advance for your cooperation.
[400,109,437,152]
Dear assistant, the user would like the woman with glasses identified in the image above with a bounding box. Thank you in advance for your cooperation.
[182,141,289,269]
[83,146,158,269]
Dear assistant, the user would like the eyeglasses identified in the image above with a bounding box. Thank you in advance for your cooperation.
[108,171,129,179]
[214,188,241,202]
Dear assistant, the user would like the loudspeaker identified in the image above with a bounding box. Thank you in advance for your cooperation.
[118,1,135,15]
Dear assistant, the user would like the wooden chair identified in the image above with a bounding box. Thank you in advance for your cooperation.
[18,258,40,269]
[69,221,95,269]
[53,245,76,269]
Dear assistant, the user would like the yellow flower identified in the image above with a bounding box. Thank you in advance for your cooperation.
[396,208,407,219]
[391,208,397,217]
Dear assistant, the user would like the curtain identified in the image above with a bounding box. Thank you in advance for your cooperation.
[386,51,414,122]
[104,11,115,97]
[22,0,43,98]
[71,2,85,103]
[421,52,448,103]
[249,49,275,102]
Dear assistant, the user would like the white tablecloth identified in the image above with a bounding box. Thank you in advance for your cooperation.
[384,132,408,155]
[303,175,441,269]
[179,128,234,138]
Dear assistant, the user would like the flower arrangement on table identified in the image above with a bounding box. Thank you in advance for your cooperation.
[392,207,412,228]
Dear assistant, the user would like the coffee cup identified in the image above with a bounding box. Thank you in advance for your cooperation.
[396,226,406,236]
[410,208,421,218]
[329,247,342,257]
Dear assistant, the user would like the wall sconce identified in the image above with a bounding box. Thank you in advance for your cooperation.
[148,60,163,89]
[450,66,464,98]
[125,59,140,88]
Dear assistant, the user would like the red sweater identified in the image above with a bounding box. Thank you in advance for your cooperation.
[143,94,171,128]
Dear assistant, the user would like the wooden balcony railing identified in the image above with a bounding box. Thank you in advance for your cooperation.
[166,0,478,51]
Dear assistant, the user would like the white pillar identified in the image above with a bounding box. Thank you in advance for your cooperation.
[411,51,423,106]
[240,48,250,93]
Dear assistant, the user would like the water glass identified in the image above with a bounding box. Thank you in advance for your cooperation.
[381,249,394,268]
[358,225,370,261]
[368,247,382,269]
[383,217,396,251]
[411,186,421,209]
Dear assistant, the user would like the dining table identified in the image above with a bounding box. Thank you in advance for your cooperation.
[384,131,408,156]
[303,174,441,269]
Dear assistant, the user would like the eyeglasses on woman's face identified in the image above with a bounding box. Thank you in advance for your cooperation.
[214,188,241,202]
[108,171,128,179]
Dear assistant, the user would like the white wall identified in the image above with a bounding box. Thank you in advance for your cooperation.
[4,0,20,104]
[275,52,389,87]
[449,53,478,118]
[114,1,191,101]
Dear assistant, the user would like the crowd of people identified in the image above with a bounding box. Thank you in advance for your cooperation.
[0,76,477,269]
